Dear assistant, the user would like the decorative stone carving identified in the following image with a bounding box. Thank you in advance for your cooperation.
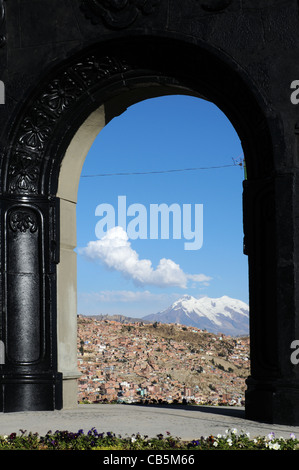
[73,55,130,87]
[9,210,38,233]
[6,55,130,195]
[18,109,53,151]
[8,151,40,194]
[80,0,161,29]
[40,73,83,117]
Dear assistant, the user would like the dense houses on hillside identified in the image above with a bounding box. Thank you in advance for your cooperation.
[77,316,250,406]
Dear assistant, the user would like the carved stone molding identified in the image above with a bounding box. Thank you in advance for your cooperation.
[18,109,54,152]
[73,55,130,87]
[6,54,131,195]
[80,0,161,29]
[8,151,41,194]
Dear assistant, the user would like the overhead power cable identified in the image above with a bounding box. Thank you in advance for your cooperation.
[81,159,244,178]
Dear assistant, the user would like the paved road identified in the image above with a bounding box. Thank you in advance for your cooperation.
[0,404,298,440]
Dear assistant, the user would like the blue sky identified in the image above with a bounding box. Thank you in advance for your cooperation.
[76,94,248,318]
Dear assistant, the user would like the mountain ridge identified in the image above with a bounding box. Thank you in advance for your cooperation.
[142,295,249,337]
[88,313,151,324]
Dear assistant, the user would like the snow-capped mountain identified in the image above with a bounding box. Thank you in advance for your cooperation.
[143,295,249,336]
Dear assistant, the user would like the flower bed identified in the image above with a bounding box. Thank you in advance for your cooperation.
[0,428,298,450]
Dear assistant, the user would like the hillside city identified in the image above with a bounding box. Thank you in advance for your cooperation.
[77,315,250,406]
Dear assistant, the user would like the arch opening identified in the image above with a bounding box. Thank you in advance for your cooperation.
[57,88,248,408]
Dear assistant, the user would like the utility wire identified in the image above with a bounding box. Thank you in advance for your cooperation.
[81,160,244,178]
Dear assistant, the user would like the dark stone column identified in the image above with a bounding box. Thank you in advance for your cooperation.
[0,195,62,412]
[244,173,299,424]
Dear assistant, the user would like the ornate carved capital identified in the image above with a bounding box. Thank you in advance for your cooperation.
[9,210,38,233]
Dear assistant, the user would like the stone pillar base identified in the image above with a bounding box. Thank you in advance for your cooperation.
[245,377,299,425]
[0,372,63,413]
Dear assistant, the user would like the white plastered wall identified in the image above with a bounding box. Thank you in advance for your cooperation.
[56,105,106,408]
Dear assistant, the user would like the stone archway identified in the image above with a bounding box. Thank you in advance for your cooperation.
[0,30,299,424]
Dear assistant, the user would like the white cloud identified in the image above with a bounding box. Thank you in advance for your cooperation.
[78,226,212,289]
[187,273,212,283]
[79,290,180,303]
